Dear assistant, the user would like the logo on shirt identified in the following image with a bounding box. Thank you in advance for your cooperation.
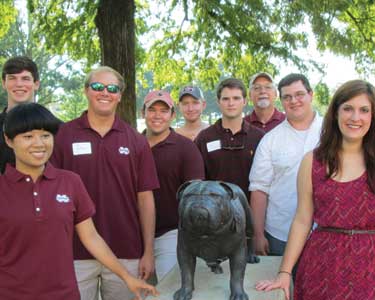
[118,146,130,155]
[56,194,70,203]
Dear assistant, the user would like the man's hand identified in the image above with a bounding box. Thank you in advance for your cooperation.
[138,252,155,280]
[254,234,269,256]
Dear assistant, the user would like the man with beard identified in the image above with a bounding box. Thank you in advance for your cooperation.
[244,72,285,132]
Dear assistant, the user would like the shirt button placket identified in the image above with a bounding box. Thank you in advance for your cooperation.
[33,188,42,217]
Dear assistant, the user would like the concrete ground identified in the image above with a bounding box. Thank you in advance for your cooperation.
[147,256,287,300]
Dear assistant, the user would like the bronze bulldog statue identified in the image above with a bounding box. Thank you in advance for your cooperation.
[174,180,259,300]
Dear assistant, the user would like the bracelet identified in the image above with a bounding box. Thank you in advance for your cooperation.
[278,270,292,276]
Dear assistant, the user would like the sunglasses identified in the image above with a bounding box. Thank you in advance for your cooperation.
[89,82,120,94]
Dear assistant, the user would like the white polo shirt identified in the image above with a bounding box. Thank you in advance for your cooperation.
[249,113,323,241]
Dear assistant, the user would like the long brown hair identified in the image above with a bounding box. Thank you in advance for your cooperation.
[315,79,375,192]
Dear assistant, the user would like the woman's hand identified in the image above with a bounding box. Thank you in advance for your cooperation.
[255,272,291,300]
[125,275,159,300]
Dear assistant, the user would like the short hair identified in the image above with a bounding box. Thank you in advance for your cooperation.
[315,79,375,193]
[84,66,125,92]
[216,78,247,99]
[2,56,39,82]
[277,73,312,95]
[4,103,61,139]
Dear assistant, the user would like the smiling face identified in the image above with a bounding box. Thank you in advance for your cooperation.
[280,80,314,123]
[179,95,206,123]
[2,70,40,109]
[337,94,372,144]
[143,101,175,136]
[5,129,53,178]
[85,71,121,117]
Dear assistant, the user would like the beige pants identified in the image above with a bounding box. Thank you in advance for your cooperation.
[74,259,139,300]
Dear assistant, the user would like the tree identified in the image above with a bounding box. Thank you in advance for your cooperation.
[27,0,375,126]
[0,8,87,120]
[29,0,138,125]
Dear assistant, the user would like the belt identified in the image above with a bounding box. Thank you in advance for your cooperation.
[317,226,375,235]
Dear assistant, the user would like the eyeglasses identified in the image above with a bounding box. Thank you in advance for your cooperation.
[221,145,245,150]
[89,82,120,94]
[281,91,307,102]
[221,136,245,151]
[251,84,274,93]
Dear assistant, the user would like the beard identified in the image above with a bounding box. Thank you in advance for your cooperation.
[256,99,270,109]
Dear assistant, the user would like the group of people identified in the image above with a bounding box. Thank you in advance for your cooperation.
[0,55,374,300]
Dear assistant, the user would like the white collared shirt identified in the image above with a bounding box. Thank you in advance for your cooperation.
[249,113,323,241]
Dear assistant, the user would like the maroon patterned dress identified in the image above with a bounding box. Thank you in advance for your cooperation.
[294,157,375,300]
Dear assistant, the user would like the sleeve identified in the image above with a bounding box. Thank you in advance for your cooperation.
[248,134,274,194]
[136,135,160,192]
[182,140,205,181]
[72,173,96,224]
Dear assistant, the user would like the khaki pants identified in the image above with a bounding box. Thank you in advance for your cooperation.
[74,259,139,300]
[154,229,178,282]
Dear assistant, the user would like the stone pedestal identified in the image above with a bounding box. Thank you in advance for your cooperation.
[147,256,286,300]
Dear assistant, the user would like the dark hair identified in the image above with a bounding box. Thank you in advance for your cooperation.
[216,78,247,99]
[2,56,39,82]
[315,79,375,192]
[4,103,61,139]
[278,73,312,96]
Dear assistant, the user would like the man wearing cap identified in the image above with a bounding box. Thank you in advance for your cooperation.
[0,56,40,174]
[175,85,209,140]
[249,73,323,256]
[195,78,264,199]
[50,66,159,300]
[244,72,285,132]
[142,90,205,282]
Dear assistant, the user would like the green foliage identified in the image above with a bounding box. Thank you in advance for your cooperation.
[0,1,17,39]
[13,0,375,124]
[313,82,330,115]
[28,0,99,66]
[0,9,87,120]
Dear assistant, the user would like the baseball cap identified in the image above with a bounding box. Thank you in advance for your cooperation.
[249,72,274,87]
[144,90,174,109]
[178,85,204,101]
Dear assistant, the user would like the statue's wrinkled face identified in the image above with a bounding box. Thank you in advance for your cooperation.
[180,186,233,235]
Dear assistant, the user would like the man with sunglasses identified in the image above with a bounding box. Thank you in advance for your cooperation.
[0,56,40,174]
[244,72,285,132]
[249,73,323,257]
[51,66,159,300]
[175,85,209,140]
[195,78,264,198]
[141,90,205,283]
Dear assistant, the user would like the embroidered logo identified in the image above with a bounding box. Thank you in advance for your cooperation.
[118,146,130,155]
[56,194,70,203]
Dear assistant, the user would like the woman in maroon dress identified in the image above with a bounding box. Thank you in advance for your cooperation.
[255,79,375,300]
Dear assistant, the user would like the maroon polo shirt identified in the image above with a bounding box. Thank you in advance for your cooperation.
[149,129,205,237]
[50,112,159,259]
[195,119,264,198]
[0,163,95,300]
[244,108,285,132]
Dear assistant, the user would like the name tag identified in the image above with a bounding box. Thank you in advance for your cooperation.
[206,140,221,152]
[72,142,92,155]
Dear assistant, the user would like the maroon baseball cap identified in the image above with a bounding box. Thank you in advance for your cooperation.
[144,90,174,108]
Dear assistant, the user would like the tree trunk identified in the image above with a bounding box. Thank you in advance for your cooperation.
[95,0,136,127]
